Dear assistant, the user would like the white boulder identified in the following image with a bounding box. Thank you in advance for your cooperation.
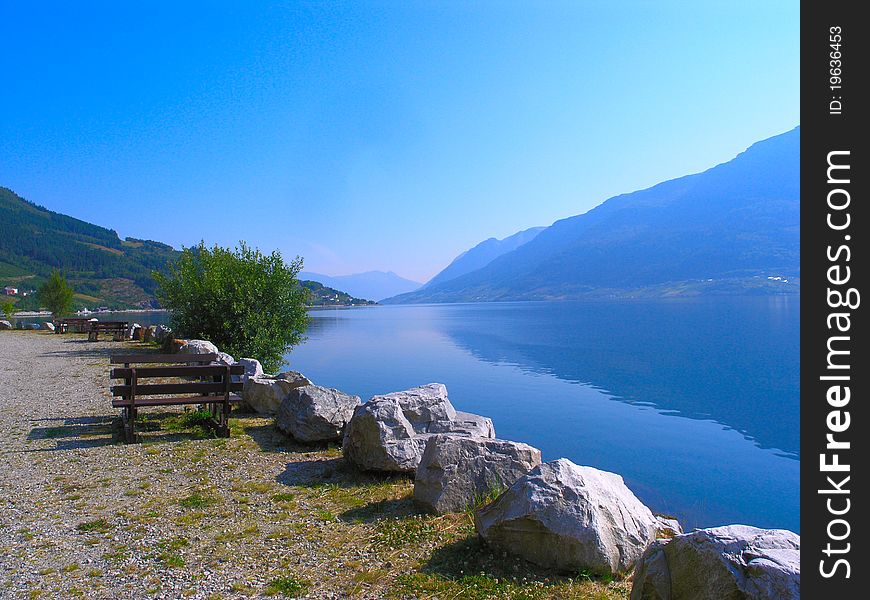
[342,383,497,473]
[178,339,219,355]
[474,459,658,575]
[630,525,800,600]
[276,384,361,443]
[242,371,312,415]
[414,435,542,515]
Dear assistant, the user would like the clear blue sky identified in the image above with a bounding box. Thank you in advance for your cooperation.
[0,1,798,282]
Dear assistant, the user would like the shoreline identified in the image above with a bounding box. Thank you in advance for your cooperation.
[0,332,627,599]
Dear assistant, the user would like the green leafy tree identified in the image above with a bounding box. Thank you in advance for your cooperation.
[39,270,75,319]
[154,241,310,373]
[2,300,14,320]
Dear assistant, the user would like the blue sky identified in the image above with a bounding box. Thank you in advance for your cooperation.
[0,1,798,282]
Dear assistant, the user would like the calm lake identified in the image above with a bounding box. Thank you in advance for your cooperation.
[287,297,799,533]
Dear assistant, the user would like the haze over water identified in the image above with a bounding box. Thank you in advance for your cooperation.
[287,297,799,533]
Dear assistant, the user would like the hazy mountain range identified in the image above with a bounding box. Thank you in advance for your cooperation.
[298,271,422,303]
[2,127,799,308]
[384,127,800,303]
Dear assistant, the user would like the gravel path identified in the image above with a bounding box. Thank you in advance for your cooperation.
[0,331,396,599]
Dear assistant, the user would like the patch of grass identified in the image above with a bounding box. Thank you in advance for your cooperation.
[352,569,387,584]
[178,492,216,509]
[271,492,296,503]
[375,515,436,549]
[265,575,310,596]
[159,552,185,568]
[62,563,80,573]
[164,409,216,438]
[232,480,274,495]
[315,509,337,522]
[76,518,112,533]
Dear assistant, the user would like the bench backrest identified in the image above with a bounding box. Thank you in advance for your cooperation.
[111,353,219,364]
[110,365,245,398]
[110,354,244,399]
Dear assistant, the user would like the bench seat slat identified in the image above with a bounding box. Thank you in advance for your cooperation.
[110,353,219,364]
[112,394,243,408]
[111,365,244,379]
[112,382,243,396]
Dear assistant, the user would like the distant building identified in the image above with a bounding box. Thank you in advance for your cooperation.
[2,286,18,296]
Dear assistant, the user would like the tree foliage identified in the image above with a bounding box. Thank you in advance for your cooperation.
[2,300,14,320]
[39,270,75,318]
[154,241,310,373]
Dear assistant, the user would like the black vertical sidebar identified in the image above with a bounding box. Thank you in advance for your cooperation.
[801,1,866,596]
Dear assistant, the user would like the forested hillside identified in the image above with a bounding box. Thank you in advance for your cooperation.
[1,186,179,308]
[1,187,377,309]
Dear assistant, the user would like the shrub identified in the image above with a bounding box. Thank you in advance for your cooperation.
[38,270,74,319]
[154,241,310,372]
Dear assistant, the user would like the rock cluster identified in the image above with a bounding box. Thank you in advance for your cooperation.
[159,335,800,590]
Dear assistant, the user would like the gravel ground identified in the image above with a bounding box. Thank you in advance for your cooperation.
[0,331,630,600]
[0,331,390,600]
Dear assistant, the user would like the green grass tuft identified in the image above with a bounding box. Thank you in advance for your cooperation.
[265,574,310,596]
[75,518,112,533]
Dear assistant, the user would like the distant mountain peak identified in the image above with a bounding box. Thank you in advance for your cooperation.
[298,270,421,302]
[424,226,546,289]
[385,127,800,304]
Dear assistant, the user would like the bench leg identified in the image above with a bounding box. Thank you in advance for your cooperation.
[122,407,134,443]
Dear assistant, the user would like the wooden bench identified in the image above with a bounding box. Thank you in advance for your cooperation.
[89,321,129,341]
[110,353,244,443]
[57,317,94,333]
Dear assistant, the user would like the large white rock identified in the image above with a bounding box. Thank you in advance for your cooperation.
[214,351,236,366]
[0,320,12,330]
[242,372,312,415]
[414,435,542,515]
[276,384,361,443]
[373,383,457,433]
[178,339,219,355]
[429,411,495,438]
[474,459,658,575]
[42,322,56,332]
[238,358,264,380]
[342,398,423,472]
[342,383,497,473]
[630,525,800,600]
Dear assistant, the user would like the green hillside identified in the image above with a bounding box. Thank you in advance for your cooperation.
[1,186,376,309]
[301,280,377,306]
[1,186,179,309]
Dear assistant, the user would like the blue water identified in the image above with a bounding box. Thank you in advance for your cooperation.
[286,297,799,533]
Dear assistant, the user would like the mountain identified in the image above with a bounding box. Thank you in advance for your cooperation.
[384,127,800,304]
[299,270,421,302]
[0,186,375,309]
[425,226,545,288]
